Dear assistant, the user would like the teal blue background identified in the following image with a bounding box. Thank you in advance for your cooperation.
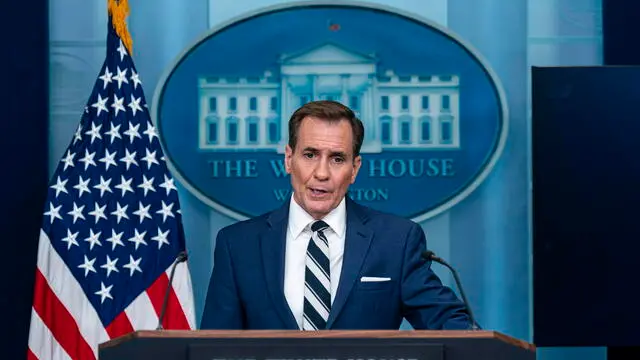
[46,1,605,359]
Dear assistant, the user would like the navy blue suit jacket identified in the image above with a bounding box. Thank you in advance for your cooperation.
[200,198,472,330]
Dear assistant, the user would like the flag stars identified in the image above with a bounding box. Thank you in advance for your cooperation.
[91,94,109,117]
[156,201,175,223]
[84,229,102,250]
[123,121,141,143]
[141,148,159,169]
[117,40,128,61]
[44,203,63,224]
[113,66,129,89]
[60,150,75,171]
[93,176,113,197]
[111,94,126,117]
[114,175,134,197]
[100,255,119,277]
[138,175,156,196]
[106,229,125,251]
[99,149,118,171]
[98,66,113,89]
[120,149,138,170]
[143,122,158,143]
[123,255,142,276]
[74,176,91,197]
[78,255,97,277]
[88,202,108,224]
[85,122,103,144]
[130,69,142,89]
[79,149,97,170]
[128,95,143,116]
[95,282,113,304]
[67,202,86,224]
[159,175,177,195]
[132,201,152,223]
[128,229,148,250]
[61,229,80,250]
[111,202,129,224]
[151,227,170,249]
[73,124,83,144]
[105,122,122,144]
[50,176,68,198]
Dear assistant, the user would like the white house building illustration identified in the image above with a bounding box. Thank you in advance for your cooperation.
[197,42,460,153]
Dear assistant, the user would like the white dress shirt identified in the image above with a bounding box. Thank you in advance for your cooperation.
[284,194,346,329]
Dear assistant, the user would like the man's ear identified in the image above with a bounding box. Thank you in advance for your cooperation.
[284,144,293,174]
[351,155,362,184]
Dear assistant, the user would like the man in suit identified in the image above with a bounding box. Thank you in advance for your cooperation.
[200,100,472,330]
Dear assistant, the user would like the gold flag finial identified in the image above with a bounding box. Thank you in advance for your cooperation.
[108,0,133,55]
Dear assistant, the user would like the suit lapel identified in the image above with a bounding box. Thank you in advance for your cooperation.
[260,202,299,330]
[326,199,373,328]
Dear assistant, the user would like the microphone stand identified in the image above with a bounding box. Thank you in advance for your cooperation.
[422,250,480,330]
[156,251,188,330]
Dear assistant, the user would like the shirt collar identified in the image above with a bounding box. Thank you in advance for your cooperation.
[288,193,347,239]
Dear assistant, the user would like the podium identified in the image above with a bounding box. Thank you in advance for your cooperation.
[99,330,535,360]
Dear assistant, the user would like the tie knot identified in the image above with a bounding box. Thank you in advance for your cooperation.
[311,220,329,233]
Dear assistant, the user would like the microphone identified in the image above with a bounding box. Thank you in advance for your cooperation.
[422,250,480,330]
[156,251,189,330]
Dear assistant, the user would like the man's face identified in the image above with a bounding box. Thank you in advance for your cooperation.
[285,116,361,219]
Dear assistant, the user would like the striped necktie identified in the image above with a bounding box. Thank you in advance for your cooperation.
[302,220,331,330]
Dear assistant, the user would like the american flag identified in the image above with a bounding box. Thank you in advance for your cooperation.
[27,13,195,360]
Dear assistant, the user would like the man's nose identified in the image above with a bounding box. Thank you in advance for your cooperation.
[314,159,330,180]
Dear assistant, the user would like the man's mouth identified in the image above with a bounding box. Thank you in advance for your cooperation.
[309,187,329,195]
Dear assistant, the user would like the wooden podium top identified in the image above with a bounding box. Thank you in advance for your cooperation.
[100,330,535,352]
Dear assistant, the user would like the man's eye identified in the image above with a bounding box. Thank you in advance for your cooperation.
[334,157,345,163]
[303,153,314,158]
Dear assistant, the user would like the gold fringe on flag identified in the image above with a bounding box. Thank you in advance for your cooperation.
[107,0,133,55]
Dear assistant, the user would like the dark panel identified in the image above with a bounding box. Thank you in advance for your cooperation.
[603,0,640,65]
[532,66,640,347]
[601,1,640,356]
[0,1,49,359]
[608,347,640,360]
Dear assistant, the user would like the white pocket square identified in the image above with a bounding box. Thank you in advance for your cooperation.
[360,276,391,282]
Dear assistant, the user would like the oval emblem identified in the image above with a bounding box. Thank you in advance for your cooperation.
[153,2,508,221]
